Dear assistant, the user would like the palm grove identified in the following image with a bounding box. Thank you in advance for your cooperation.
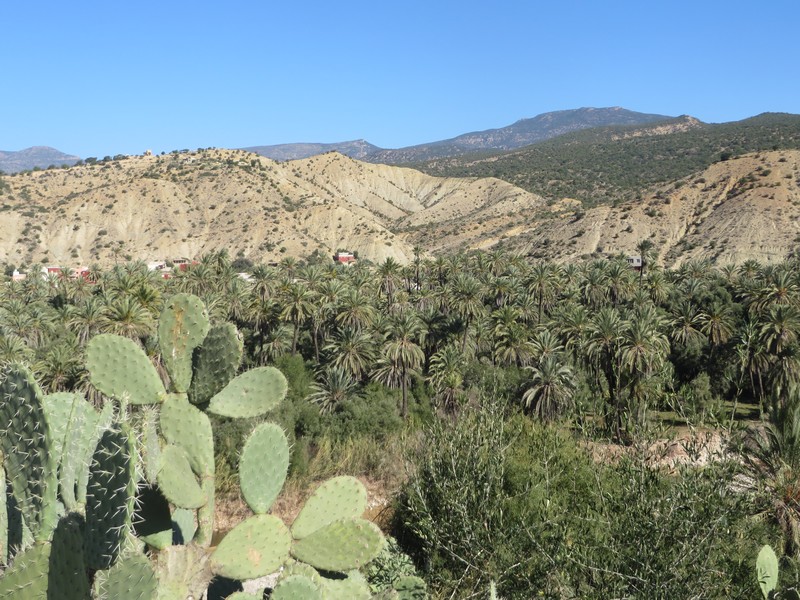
[2,247,800,597]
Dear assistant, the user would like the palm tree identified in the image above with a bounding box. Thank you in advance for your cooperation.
[527,262,559,323]
[324,327,376,381]
[449,273,485,354]
[279,283,316,355]
[669,301,705,346]
[587,307,625,439]
[618,306,670,429]
[699,302,735,349]
[69,298,106,345]
[760,305,800,356]
[428,344,465,413]
[372,312,425,419]
[307,367,360,415]
[334,288,376,333]
[522,356,575,421]
[742,396,800,556]
[100,296,154,342]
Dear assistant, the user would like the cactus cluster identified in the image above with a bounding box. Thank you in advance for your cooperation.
[0,293,420,599]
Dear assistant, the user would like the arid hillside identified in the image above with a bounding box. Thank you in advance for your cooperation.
[0,149,544,267]
[485,150,800,266]
[0,148,797,268]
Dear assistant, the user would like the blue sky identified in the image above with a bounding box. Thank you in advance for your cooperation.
[3,0,798,158]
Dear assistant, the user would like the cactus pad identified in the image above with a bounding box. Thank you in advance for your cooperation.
[53,393,103,510]
[87,334,166,404]
[93,552,158,600]
[84,423,137,570]
[160,395,214,476]
[50,512,90,600]
[154,544,213,600]
[239,423,289,514]
[757,544,779,599]
[291,517,384,572]
[291,476,368,540]
[271,575,323,600]
[171,508,197,545]
[0,363,58,543]
[207,366,288,418]
[188,322,243,405]
[0,543,50,599]
[211,514,291,580]
[158,293,210,393]
[322,571,372,600]
[157,444,207,509]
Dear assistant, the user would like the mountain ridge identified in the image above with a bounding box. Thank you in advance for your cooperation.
[243,107,674,163]
[0,146,81,173]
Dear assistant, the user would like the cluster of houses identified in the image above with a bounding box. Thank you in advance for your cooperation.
[8,251,360,283]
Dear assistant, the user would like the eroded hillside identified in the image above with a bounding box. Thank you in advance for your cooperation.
[0,149,544,266]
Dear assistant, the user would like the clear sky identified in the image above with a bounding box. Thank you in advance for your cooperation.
[3,0,798,158]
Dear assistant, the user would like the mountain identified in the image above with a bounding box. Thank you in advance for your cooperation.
[417,112,800,206]
[0,146,81,173]
[243,107,673,164]
[365,107,674,164]
[0,147,798,269]
[242,139,381,161]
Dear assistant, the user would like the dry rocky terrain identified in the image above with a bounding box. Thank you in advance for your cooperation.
[0,148,797,267]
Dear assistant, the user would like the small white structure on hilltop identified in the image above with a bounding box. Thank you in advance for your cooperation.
[144,149,153,156]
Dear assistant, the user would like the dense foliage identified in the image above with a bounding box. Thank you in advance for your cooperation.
[417,113,800,206]
[3,248,800,597]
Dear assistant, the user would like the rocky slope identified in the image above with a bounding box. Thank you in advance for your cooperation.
[0,149,797,269]
[483,150,800,267]
[0,149,544,267]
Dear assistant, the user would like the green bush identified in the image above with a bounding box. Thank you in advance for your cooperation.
[395,401,767,598]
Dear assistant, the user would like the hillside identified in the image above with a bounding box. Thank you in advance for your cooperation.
[0,149,544,267]
[0,148,797,269]
[0,146,81,173]
[477,150,800,267]
[417,113,800,206]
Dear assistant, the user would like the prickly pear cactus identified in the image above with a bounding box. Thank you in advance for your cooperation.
[239,422,290,514]
[84,422,137,570]
[188,322,242,405]
[0,364,58,544]
[158,293,210,393]
[87,334,166,405]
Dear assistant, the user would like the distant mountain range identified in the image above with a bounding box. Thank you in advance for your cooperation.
[244,107,674,164]
[0,146,80,173]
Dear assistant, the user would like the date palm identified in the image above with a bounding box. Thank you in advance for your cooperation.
[279,283,316,355]
[335,288,377,332]
[449,273,485,354]
[619,306,670,429]
[372,312,425,419]
[100,296,154,342]
[522,355,575,421]
[428,344,465,413]
[307,366,360,415]
[587,307,625,438]
[324,327,377,381]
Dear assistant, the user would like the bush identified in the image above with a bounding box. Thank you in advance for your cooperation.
[395,401,766,598]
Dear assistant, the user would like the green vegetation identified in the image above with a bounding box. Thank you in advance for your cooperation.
[2,248,800,597]
[417,113,800,206]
